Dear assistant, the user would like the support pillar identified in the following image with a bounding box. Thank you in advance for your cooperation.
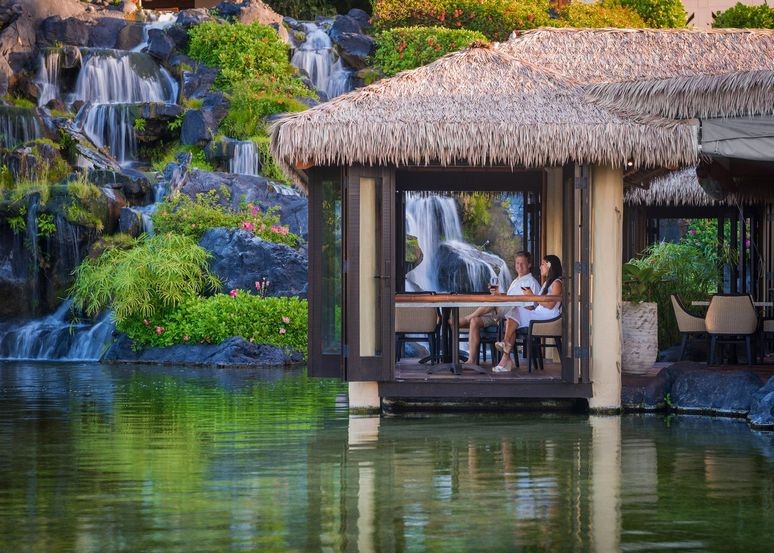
[589,165,623,411]
[348,381,381,413]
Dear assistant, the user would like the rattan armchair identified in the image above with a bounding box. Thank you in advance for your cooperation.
[670,294,706,361]
[526,315,563,372]
[396,307,440,364]
[705,294,758,365]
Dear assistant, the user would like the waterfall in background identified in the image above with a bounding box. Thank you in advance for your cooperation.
[75,104,137,164]
[291,22,354,99]
[0,301,114,361]
[35,49,65,107]
[230,141,261,176]
[0,107,42,150]
[132,12,177,52]
[404,193,511,293]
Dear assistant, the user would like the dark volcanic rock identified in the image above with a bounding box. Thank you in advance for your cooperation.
[621,368,672,411]
[329,15,361,41]
[347,8,371,29]
[88,16,126,48]
[199,228,307,298]
[115,22,145,50]
[179,170,308,238]
[38,16,89,47]
[333,32,375,70]
[180,92,229,145]
[118,207,144,237]
[748,376,774,429]
[146,29,176,62]
[103,335,303,366]
[175,56,219,99]
[669,364,763,415]
[175,9,213,28]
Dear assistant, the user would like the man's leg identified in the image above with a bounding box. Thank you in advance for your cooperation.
[468,316,484,365]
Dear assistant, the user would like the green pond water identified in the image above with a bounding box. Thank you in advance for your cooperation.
[0,363,772,553]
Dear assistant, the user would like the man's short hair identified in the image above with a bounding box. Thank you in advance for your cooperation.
[515,251,532,265]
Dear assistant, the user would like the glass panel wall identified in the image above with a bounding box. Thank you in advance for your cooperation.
[321,179,343,355]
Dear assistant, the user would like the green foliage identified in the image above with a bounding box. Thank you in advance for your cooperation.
[1,95,35,108]
[187,21,298,90]
[613,0,686,28]
[132,117,147,132]
[557,1,646,27]
[622,261,664,303]
[65,173,107,232]
[169,113,184,131]
[37,213,56,237]
[263,0,337,19]
[373,0,553,40]
[373,26,488,76]
[220,76,309,140]
[150,143,214,172]
[120,293,308,354]
[253,134,286,181]
[151,188,300,247]
[713,2,774,28]
[70,233,220,323]
[8,206,26,234]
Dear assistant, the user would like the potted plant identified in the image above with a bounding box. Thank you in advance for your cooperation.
[621,261,663,375]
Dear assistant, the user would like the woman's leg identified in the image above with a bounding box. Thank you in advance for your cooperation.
[468,316,483,365]
[496,318,520,368]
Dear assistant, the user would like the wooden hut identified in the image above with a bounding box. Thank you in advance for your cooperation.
[271,29,774,412]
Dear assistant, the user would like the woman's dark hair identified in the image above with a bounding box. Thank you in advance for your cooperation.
[542,255,563,293]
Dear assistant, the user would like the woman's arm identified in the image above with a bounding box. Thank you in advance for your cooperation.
[540,280,563,310]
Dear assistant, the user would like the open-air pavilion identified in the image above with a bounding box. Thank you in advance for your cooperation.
[271,27,774,412]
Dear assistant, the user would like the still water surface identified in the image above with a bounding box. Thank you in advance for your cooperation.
[0,363,772,552]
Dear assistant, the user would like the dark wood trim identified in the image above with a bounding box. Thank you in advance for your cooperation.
[578,165,591,384]
[379,381,593,399]
[396,293,562,303]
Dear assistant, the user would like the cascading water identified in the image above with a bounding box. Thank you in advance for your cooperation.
[132,12,177,52]
[76,104,137,164]
[230,141,261,176]
[35,49,65,107]
[291,22,354,99]
[0,300,114,361]
[404,193,512,293]
[0,107,42,150]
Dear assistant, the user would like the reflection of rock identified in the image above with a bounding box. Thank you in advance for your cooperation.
[199,228,308,299]
[103,335,303,366]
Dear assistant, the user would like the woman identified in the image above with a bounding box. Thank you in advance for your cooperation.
[492,254,563,373]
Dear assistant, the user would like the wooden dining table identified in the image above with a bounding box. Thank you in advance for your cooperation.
[395,293,562,375]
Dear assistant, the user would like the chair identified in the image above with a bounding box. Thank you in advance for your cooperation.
[705,295,758,365]
[396,307,440,364]
[763,319,774,356]
[527,315,562,372]
[670,294,706,361]
[456,308,498,364]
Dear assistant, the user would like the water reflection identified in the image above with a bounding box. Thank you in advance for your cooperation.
[0,363,772,552]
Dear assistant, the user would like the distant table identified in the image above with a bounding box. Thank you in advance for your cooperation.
[396,293,561,375]
[691,300,773,307]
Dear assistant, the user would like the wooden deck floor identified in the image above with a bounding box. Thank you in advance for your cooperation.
[395,358,563,383]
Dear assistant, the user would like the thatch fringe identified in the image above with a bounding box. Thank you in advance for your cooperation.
[271,46,698,190]
[587,70,774,119]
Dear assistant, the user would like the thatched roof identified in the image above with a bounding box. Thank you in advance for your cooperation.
[271,44,696,188]
[500,28,774,119]
[625,168,718,206]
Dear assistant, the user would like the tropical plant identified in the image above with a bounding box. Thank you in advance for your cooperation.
[622,261,664,303]
[712,2,774,28]
[373,26,488,76]
[557,1,646,27]
[613,0,687,28]
[70,233,220,323]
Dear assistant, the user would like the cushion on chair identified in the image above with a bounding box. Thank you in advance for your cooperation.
[670,294,706,333]
[396,307,438,333]
[705,295,758,335]
[531,316,562,337]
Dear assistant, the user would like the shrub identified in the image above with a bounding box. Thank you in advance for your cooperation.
[64,173,107,231]
[557,1,646,27]
[373,0,552,41]
[149,143,214,172]
[712,2,774,28]
[220,76,309,140]
[70,233,220,322]
[151,188,300,247]
[120,293,308,354]
[613,0,686,28]
[373,26,488,76]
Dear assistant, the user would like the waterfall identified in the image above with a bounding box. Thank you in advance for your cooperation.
[0,107,42,149]
[35,49,63,107]
[0,300,114,361]
[404,193,512,293]
[132,12,177,52]
[230,141,261,176]
[76,104,137,164]
[291,23,354,99]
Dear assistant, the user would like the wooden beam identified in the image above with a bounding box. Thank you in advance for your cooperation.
[379,381,592,399]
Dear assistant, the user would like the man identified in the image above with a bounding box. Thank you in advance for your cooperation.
[460,251,541,366]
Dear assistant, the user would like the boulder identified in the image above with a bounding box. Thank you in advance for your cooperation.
[180,92,229,146]
[333,32,375,70]
[3,141,62,181]
[621,367,672,411]
[103,335,303,367]
[38,16,90,47]
[174,56,219,99]
[115,22,145,50]
[347,8,371,29]
[748,376,774,429]
[146,28,176,62]
[217,1,289,42]
[179,170,308,238]
[118,206,144,237]
[165,24,189,52]
[198,228,308,298]
[88,16,126,48]
[669,364,763,415]
[175,9,213,29]
[329,15,361,42]
[89,167,152,204]
[131,102,184,143]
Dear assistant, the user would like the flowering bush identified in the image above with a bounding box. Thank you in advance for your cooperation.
[152,189,300,247]
[120,293,308,355]
[373,0,552,40]
[373,26,488,76]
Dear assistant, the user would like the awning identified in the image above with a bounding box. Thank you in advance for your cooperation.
[700,116,774,162]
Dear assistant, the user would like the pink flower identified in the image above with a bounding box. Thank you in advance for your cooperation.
[230,289,238,298]
[251,206,260,216]
[143,319,150,326]
[255,281,261,290]
[279,328,286,334]
[688,229,697,235]
[282,316,290,324]
[183,336,189,342]
[241,221,254,232]
[155,326,164,335]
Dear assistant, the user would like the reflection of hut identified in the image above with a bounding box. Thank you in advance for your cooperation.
[271,28,774,412]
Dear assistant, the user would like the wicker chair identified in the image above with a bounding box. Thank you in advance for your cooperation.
[396,307,440,363]
[705,295,758,365]
[670,294,706,361]
[526,315,563,372]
